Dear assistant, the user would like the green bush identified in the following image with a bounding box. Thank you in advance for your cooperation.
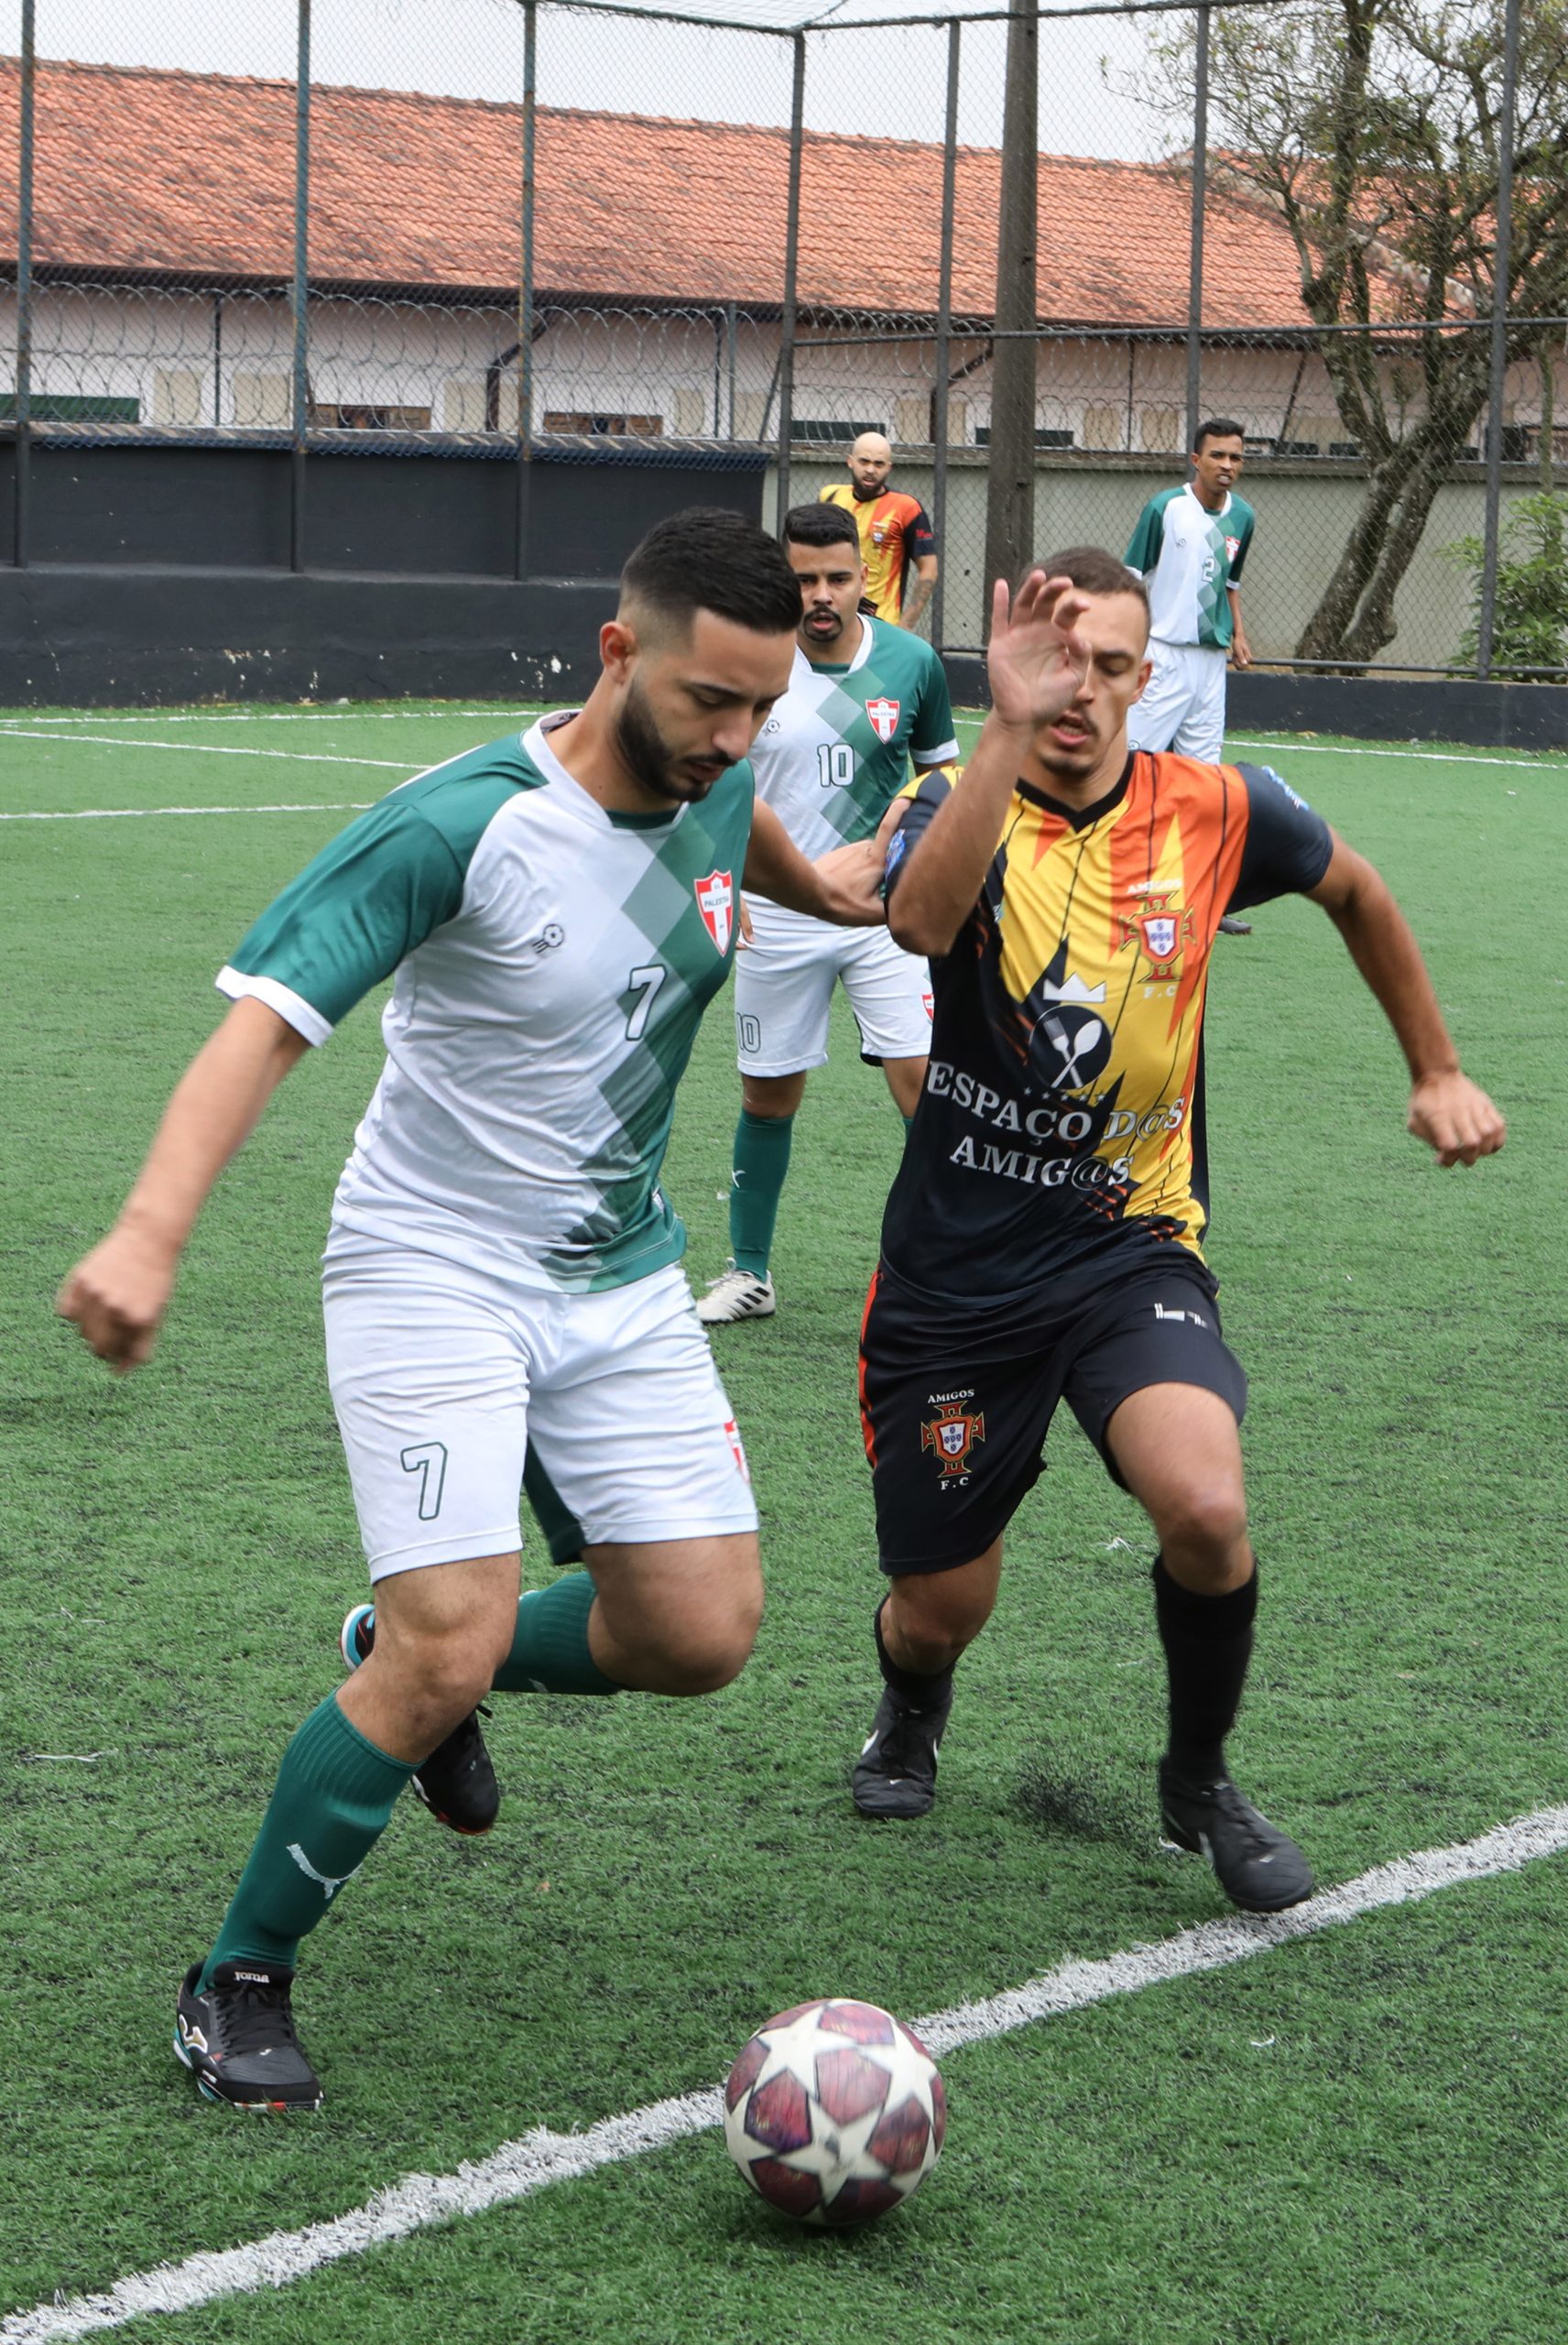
[1445,489,1568,678]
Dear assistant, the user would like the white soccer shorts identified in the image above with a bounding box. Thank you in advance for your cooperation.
[322,1241,757,1581]
[1127,639,1229,762]
[733,898,932,1075]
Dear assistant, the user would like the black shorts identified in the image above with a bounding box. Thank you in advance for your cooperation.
[858,1255,1247,1575]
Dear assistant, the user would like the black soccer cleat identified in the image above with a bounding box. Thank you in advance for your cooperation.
[174,1961,323,2111]
[853,1676,954,1820]
[1158,1760,1314,1914]
[340,1604,501,1838]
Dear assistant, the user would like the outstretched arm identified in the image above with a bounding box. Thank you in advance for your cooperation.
[1308,836,1505,1167]
[742,798,886,927]
[886,571,1091,958]
[57,997,310,1370]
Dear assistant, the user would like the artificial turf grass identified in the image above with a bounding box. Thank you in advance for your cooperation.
[3,714,1564,2334]
[37,1864,1568,2345]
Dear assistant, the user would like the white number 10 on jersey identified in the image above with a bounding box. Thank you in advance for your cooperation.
[817,743,856,790]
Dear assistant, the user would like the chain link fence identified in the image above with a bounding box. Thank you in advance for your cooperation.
[2,0,1562,677]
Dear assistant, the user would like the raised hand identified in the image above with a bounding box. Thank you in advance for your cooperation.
[986,571,1094,732]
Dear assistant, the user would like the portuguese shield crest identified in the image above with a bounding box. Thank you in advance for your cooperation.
[921,1405,985,1478]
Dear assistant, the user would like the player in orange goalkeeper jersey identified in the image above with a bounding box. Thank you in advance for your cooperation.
[820,431,938,630]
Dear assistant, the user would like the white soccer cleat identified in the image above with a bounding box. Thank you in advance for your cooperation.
[696,1266,777,1324]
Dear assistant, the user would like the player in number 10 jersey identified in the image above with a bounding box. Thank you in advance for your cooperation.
[696,501,959,1325]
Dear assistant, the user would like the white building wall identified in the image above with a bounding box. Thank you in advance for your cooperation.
[1,282,1561,471]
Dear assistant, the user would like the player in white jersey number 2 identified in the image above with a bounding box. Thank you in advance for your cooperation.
[697,501,959,1325]
[58,508,887,2110]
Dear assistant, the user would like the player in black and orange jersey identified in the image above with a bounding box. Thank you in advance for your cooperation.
[851,546,1506,1913]
[821,432,938,629]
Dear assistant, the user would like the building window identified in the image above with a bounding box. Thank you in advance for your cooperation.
[312,403,433,431]
[0,392,140,422]
[542,409,663,436]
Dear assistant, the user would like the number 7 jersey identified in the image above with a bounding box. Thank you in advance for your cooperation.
[217,716,753,1292]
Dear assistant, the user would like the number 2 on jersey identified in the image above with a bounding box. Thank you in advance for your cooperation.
[623,963,667,1040]
[817,743,856,790]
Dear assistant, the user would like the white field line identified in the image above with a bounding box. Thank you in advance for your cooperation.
[5,1801,1566,2345]
[942,718,1563,778]
[0,803,373,823]
[0,730,410,769]
[0,707,546,726]
[1225,733,1561,774]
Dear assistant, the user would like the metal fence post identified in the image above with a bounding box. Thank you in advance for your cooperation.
[290,0,310,575]
[1476,0,1521,683]
[775,29,806,526]
[13,0,35,570]
[982,0,1039,606]
[931,16,961,654]
[1183,3,1210,460]
[725,300,737,441]
[516,0,537,583]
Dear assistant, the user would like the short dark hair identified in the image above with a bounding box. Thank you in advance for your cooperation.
[1193,417,1246,452]
[780,501,862,555]
[620,507,801,638]
[1033,545,1150,627]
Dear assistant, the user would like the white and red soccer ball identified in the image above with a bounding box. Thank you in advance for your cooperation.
[723,1998,946,2226]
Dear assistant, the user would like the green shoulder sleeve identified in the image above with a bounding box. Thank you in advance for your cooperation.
[911,640,958,758]
[223,747,534,1033]
[1125,493,1168,573]
[1229,500,1257,583]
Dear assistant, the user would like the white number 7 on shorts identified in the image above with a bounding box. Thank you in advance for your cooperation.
[399,1441,448,1522]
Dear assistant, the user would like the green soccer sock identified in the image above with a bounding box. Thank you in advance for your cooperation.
[492,1572,621,1696]
[729,1108,794,1279]
[200,1695,414,1987]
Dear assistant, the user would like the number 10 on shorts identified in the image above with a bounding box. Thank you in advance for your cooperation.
[400,1441,448,1522]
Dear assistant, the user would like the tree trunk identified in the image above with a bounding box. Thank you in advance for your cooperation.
[1295,391,1490,666]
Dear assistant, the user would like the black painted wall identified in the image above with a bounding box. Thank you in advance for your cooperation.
[2,437,1565,746]
[0,437,769,704]
[3,436,768,576]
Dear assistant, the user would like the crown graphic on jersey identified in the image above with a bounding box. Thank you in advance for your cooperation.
[1035,970,1106,1007]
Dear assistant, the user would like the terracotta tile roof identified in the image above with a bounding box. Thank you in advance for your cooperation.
[0,56,1315,327]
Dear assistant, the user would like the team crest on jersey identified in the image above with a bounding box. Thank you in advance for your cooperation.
[1225,534,1242,562]
[1118,889,1197,970]
[921,1404,985,1478]
[694,869,735,954]
[866,696,901,744]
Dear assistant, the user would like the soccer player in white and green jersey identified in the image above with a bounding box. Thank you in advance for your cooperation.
[57,508,886,2110]
[1125,418,1255,762]
[697,500,959,1325]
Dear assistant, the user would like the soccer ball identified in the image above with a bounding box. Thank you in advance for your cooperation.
[723,1998,946,2226]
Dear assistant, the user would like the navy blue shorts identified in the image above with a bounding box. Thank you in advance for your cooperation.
[858,1256,1247,1575]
